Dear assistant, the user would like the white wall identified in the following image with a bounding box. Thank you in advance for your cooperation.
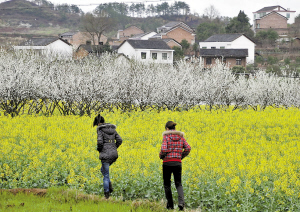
[117,41,136,58]
[199,35,255,64]
[141,32,157,40]
[14,39,73,59]
[231,36,255,64]
[117,41,173,64]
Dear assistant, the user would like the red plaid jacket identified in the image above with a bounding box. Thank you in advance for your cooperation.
[159,130,191,163]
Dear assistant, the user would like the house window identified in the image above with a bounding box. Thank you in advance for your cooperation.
[141,52,146,59]
[220,46,225,49]
[202,47,207,49]
[286,13,290,18]
[257,24,260,29]
[206,58,212,65]
[211,47,216,49]
[162,53,168,60]
[152,53,157,60]
[236,58,242,65]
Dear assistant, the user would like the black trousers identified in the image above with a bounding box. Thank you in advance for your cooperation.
[163,162,184,208]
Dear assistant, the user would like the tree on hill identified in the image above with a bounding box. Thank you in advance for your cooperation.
[225,10,254,38]
[80,12,116,45]
[196,21,225,41]
[255,29,278,48]
[203,5,220,20]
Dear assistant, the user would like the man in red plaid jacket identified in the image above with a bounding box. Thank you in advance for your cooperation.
[159,121,191,211]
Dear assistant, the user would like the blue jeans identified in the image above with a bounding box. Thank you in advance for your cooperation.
[101,162,110,193]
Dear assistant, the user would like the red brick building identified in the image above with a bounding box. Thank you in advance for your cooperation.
[154,22,195,45]
[254,11,288,35]
[60,31,107,47]
[117,26,144,42]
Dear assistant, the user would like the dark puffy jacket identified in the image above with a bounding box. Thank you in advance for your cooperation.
[97,123,122,165]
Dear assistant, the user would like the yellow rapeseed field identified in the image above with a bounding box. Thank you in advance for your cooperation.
[1,107,300,210]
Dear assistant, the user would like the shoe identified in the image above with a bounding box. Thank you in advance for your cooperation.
[109,182,113,193]
[104,192,109,199]
[178,204,184,211]
[166,203,174,210]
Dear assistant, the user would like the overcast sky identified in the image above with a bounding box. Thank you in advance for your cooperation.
[1,0,299,24]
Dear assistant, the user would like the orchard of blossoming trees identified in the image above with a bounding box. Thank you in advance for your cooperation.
[0,49,299,116]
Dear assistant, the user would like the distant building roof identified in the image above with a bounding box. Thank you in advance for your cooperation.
[163,21,181,28]
[254,5,295,13]
[121,40,172,50]
[157,21,194,33]
[60,31,79,37]
[204,34,244,42]
[17,37,71,46]
[162,38,181,45]
[200,49,248,57]
[130,31,156,39]
[255,5,283,13]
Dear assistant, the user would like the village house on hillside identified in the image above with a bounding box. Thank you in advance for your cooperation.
[199,34,255,68]
[59,31,107,47]
[74,44,106,59]
[117,26,144,42]
[253,6,296,35]
[14,37,73,59]
[152,21,195,45]
[129,32,157,40]
[117,39,173,64]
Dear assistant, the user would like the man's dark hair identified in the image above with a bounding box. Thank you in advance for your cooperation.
[165,121,176,130]
[93,114,105,127]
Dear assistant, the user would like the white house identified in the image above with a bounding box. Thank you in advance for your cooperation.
[14,37,73,59]
[129,32,157,40]
[199,34,256,64]
[253,5,296,24]
[117,40,174,64]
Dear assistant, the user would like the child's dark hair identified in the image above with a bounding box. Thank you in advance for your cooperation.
[165,121,176,130]
[93,114,105,127]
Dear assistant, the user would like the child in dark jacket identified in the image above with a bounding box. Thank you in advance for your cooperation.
[159,121,191,211]
[93,115,122,199]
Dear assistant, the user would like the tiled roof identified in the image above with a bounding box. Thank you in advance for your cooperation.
[60,31,78,36]
[163,21,181,28]
[200,49,248,57]
[18,37,61,46]
[204,34,244,42]
[130,32,156,39]
[125,40,171,50]
[255,5,286,13]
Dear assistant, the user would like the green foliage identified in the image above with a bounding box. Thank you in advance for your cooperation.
[266,65,281,75]
[0,188,166,212]
[255,29,279,47]
[172,46,184,61]
[267,56,279,65]
[231,66,246,74]
[180,39,190,51]
[225,10,254,38]
[255,55,264,64]
[284,58,290,65]
[196,21,225,41]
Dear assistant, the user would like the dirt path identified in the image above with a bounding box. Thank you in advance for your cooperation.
[1,188,47,196]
